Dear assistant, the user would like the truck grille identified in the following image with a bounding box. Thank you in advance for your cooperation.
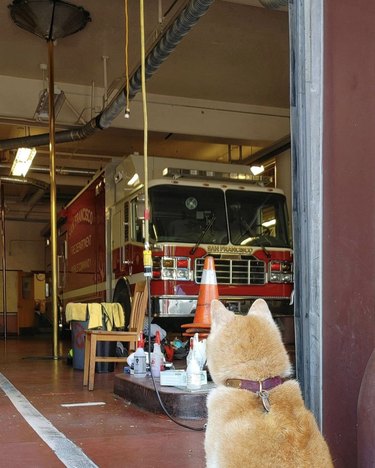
[195,256,266,285]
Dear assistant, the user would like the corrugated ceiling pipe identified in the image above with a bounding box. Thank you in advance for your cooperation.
[23,187,50,219]
[0,175,48,191]
[24,188,48,218]
[0,176,48,220]
[0,163,96,177]
[32,165,96,176]
[0,0,215,151]
[259,0,289,8]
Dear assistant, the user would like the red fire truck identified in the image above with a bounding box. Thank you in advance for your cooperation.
[46,154,293,327]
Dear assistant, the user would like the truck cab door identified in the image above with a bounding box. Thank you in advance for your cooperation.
[57,231,67,291]
[112,201,133,276]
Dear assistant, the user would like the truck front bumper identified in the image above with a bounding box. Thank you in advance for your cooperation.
[152,295,293,317]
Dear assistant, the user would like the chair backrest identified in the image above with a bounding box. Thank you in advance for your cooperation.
[128,281,148,337]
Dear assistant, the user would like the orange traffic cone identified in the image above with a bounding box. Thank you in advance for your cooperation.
[181,256,218,335]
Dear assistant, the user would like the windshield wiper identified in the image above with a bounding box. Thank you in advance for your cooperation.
[257,238,271,259]
[190,215,216,255]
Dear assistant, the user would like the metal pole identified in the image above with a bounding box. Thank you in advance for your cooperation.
[48,40,59,359]
[0,181,7,339]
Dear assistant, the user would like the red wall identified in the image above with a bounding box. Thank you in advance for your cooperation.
[323,1,375,466]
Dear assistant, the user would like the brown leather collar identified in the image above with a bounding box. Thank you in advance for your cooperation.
[225,376,283,393]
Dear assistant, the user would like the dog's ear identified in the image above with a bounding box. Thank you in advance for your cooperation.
[248,298,273,322]
[210,299,234,331]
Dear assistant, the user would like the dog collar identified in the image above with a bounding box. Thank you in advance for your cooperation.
[225,376,283,393]
[225,377,283,413]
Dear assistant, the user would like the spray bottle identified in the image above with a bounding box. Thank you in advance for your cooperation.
[133,332,147,378]
[151,330,164,378]
[186,338,202,390]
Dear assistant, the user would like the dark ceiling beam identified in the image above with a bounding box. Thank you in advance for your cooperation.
[242,134,291,165]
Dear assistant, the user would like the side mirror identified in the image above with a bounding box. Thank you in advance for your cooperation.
[136,196,145,220]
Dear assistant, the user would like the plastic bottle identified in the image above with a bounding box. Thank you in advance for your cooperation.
[151,330,164,378]
[186,345,201,390]
[186,337,194,368]
[133,333,147,378]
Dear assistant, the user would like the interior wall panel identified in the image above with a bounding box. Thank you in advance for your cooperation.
[323,1,375,466]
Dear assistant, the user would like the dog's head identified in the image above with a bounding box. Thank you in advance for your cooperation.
[206,299,292,385]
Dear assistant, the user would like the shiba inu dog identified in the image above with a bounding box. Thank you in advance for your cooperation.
[205,299,333,468]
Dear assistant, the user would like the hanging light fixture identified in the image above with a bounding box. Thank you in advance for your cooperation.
[11,147,37,176]
[34,87,65,121]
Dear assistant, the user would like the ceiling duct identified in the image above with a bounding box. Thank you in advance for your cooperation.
[0,175,49,220]
[0,174,48,191]
[0,163,96,177]
[221,0,288,9]
[258,0,288,8]
[0,0,215,151]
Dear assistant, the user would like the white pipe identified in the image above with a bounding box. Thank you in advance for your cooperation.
[90,80,95,119]
[102,56,109,108]
[158,0,163,23]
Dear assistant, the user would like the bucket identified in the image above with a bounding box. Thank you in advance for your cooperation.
[71,319,115,373]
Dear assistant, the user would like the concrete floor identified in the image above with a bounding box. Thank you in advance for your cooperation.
[0,334,206,468]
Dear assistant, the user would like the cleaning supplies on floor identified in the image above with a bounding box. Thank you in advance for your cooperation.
[133,332,147,378]
[186,356,202,390]
[186,337,202,390]
[187,333,207,370]
[151,330,164,378]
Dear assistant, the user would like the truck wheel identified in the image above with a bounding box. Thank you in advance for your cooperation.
[113,277,132,330]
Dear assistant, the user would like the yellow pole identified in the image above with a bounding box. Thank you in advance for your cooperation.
[48,39,59,359]
[140,0,149,247]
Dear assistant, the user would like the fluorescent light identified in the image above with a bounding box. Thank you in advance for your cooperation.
[250,165,264,176]
[127,173,139,186]
[11,147,37,176]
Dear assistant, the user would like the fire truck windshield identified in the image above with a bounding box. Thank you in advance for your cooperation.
[226,190,290,247]
[149,185,290,248]
[149,185,228,244]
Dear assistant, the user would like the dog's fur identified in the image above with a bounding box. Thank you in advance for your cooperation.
[205,299,333,468]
